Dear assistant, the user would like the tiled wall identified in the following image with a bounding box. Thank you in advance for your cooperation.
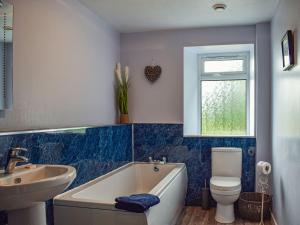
[0,125,132,225]
[0,123,256,224]
[134,124,256,205]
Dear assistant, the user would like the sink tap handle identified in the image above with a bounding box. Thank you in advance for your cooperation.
[10,147,28,156]
[15,155,29,163]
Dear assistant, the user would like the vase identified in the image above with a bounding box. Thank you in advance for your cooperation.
[120,114,129,124]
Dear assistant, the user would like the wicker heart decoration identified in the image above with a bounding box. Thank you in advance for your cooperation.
[144,65,162,83]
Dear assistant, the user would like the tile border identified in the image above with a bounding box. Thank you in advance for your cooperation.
[0,124,130,136]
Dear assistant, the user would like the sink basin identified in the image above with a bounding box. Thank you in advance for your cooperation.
[0,164,76,225]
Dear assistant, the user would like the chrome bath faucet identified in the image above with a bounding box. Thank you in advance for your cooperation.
[5,147,29,174]
[148,156,167,165]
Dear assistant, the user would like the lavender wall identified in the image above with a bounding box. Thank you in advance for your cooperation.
[0,0,120,131]
[271,0,300,224]
[121,26,256,123]
[255,23,272,163]
[255,23,272,192]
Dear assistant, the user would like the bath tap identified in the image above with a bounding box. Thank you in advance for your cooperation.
[5,147,29,174]
[148,156,167,165]
[148,156,154,163]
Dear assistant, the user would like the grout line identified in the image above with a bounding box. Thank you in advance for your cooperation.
[131,124,134,162]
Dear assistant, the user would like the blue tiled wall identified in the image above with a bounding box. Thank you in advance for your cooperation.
[133,124,256,205]
[0,125,132,225]
[0,123,256,224]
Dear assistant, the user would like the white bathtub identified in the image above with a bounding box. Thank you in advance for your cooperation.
[54,162,188,225]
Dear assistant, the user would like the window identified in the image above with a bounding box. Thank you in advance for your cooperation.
[184,45,255,136]
[199,53,252,136]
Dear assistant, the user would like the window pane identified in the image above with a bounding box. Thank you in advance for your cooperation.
[204,59,244,73]
[201,80,247,135]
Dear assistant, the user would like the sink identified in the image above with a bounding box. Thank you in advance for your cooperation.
[0,164,76,225]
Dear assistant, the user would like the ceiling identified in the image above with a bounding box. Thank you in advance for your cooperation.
[79,0,280,33]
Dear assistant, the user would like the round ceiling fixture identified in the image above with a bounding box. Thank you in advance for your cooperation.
[213,3,227,12]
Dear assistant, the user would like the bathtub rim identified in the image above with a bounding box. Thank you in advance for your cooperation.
[54,162,186,211]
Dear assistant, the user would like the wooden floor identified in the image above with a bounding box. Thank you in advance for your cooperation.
[176,207,272,225]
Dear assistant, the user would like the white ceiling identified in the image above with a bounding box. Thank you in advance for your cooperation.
[79,0,280,33]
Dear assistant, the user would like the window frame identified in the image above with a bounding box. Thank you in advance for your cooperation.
[198,52,251,136]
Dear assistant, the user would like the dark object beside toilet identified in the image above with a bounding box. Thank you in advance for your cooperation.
[201,187,210,210]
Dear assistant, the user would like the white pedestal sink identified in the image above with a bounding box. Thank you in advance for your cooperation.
[0,164,76,225]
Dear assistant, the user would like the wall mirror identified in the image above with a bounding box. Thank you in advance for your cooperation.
[0,0,13,110]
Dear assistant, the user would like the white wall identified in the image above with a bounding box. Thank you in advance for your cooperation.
[0,0,120,131]
[121,26,256,123]
[271,0,300,224]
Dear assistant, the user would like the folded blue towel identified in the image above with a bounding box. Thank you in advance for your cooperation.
[115,194,160,213]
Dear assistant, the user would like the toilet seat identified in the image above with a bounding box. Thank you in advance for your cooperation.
[210,176,241,194]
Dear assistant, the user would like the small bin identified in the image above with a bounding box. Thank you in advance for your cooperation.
[238,192,272,222]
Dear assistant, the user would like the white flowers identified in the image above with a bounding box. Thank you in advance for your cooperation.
[115,63,129,85]
[115,62,123,84]
[115,63,129,114]
[124,66,129,83]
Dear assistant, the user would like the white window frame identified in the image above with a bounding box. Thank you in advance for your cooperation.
[198,52,251,135]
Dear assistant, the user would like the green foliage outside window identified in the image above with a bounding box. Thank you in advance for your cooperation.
[201,80,247,135]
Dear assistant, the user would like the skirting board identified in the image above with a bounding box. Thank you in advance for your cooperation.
[271,212,279,225]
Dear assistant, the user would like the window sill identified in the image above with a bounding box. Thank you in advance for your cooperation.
[183,135,256,138]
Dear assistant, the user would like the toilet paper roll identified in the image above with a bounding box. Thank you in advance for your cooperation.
[256,161,265,174]
[257,161,272,175]
[257,161,265,169]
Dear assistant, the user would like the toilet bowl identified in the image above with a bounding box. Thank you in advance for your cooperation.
[210,176,241,223]
[210,147,242,223]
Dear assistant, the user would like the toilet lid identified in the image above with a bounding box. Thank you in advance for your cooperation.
[210,176,241,191]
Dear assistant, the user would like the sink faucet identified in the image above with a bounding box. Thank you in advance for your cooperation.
[5,147,29,174]
[148,156,167,165]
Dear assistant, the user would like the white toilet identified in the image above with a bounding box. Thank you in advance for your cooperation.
[210,147,242,224]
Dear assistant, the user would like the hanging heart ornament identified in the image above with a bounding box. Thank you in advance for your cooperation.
[144,65,162,83]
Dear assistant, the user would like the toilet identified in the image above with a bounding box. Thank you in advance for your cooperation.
[210,147,242,223]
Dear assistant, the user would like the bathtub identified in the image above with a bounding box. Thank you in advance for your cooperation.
[54,162,188,225]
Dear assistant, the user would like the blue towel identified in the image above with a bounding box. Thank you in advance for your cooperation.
[115,194,160,213]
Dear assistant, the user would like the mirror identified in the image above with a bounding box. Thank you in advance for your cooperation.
[0,0,13,110]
